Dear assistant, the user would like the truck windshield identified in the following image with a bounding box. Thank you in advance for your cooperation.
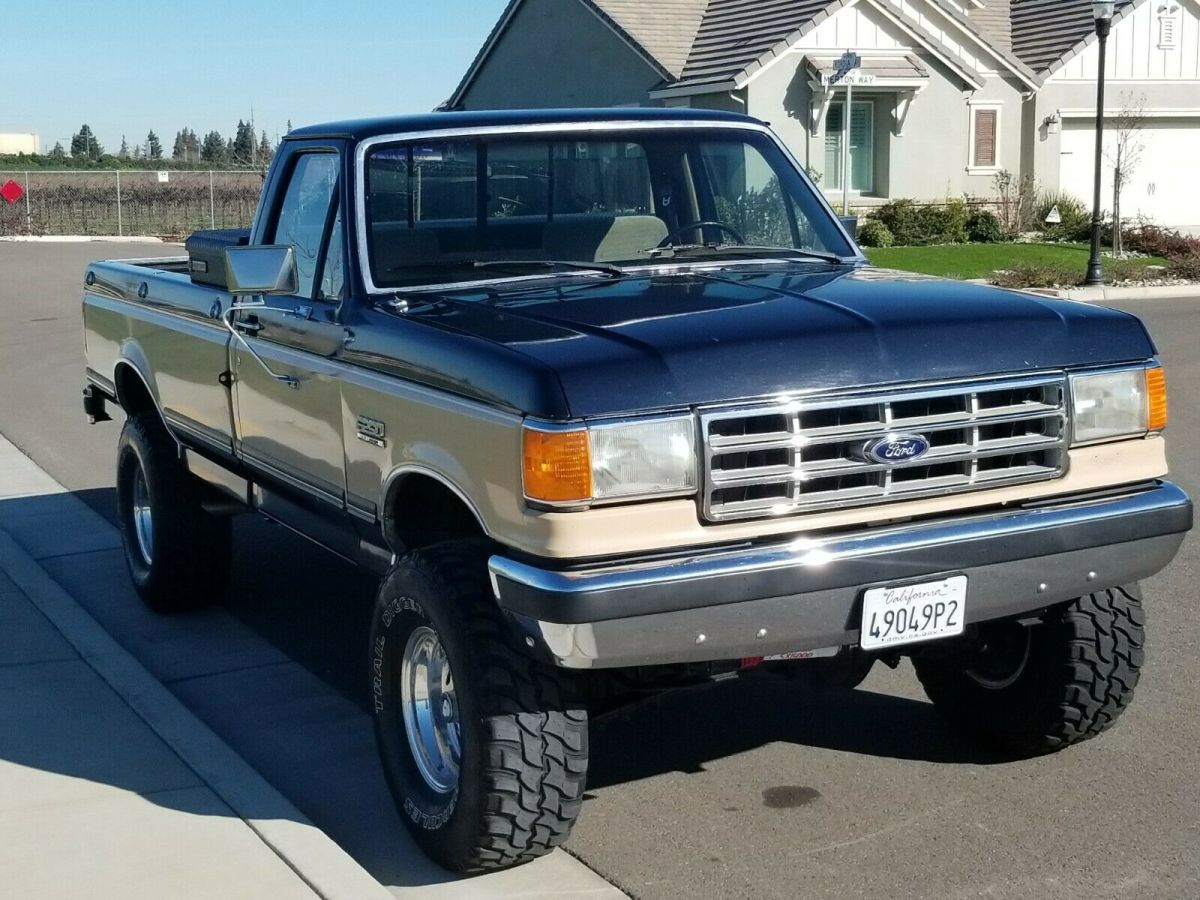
[363,128,853,290]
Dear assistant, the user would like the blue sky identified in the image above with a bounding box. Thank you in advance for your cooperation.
[0,0,509,153]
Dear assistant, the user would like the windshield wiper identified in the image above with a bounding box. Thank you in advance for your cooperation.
[646,243,844,264]
[473,259,627,279]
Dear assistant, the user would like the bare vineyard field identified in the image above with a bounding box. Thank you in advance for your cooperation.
[0,170,264,238]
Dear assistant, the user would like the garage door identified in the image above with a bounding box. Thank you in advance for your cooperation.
[1060,118,1200,235]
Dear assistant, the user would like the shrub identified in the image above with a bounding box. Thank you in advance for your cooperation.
[1036,192,1092,242]
[856,218,894,248]
[873,198,967,246]
[1121,223,1200,259]
[966,210,1003,243]
[1170,252,1200,281]
[993,170,1039,236]
[991,264,1082,289]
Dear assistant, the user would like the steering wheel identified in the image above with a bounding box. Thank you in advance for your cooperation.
[656,221,747,248]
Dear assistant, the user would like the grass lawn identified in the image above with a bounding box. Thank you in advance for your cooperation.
[862,242,1169,280]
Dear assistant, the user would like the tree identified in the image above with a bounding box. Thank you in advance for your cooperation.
[70,124,103,160]
[200,130,227,163]
[118,135,130,159]
[147,130,163,160]
[1107,93,1146,255]
[49,142,66,163]
[172,130,186,160]
[232,119,255,166]
[173,128,200,162]
[257,130,274,166]
[286,119,293,135]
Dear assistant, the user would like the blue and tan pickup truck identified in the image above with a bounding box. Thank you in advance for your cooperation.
[80,108,1191,872]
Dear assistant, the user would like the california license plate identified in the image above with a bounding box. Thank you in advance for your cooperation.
[860,576,967,651]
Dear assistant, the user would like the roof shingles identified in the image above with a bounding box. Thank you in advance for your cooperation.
[1009,0,1137,73]
[589,0,711,77]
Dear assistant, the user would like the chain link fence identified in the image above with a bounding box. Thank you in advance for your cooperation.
[0,170,265,239]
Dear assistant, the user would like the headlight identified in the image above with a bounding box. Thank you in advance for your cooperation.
[1070,364,1167,445]
[522,416,696,505]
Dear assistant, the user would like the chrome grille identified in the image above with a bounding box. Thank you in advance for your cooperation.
[701,375,1068,522]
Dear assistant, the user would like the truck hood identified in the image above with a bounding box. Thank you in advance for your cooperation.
[412,265,1156,418]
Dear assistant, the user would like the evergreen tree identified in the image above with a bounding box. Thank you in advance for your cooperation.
[232,119,255,165]
[49,142,66,163]
[200,130,227,162]
[172,130,186,160]
[70,124,103,160]
[133,145,144,160]
[118,135,130,159]
[257,130,274,166]
[286,119,293,134]
[147,130,162,159]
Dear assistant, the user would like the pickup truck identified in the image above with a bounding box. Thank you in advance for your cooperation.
[82,108,1192,873]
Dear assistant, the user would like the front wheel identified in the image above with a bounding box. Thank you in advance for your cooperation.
[370,543,588,873]
[912,586,1146,756]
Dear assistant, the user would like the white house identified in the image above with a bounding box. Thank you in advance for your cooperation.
[448,0,1200,232]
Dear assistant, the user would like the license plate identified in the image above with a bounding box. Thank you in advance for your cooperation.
[860,576,967,651]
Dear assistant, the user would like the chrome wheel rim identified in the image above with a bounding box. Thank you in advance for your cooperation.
[131,465,154,567]
[400,625,461,794]
[966,625,1033,690]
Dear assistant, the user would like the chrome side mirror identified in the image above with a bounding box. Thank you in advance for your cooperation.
[224,245,299,296]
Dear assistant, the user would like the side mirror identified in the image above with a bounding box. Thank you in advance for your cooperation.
[223,245,299,296]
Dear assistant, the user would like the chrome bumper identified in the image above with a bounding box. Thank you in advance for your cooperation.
[489,482,1192,670]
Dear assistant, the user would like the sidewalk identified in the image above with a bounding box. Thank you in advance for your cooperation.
[0,440,391,900]
[0,435,623,899]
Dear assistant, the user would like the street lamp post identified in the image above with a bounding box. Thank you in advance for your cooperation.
[1085,1,1117,286]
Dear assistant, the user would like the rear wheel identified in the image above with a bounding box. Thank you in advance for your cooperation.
[912,586,1145,756]
[370,542,588,873]
[116,411,231,613]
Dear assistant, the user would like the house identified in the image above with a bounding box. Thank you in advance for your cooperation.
[447,0,1200,233]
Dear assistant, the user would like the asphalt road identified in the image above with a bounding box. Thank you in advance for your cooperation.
[2,240,1198,900]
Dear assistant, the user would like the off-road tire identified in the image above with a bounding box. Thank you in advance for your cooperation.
[116,411,231,613]
[913,586,1145,756]
[370,542,588,873]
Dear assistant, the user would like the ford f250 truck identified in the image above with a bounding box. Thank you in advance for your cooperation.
[81,108,1192,873]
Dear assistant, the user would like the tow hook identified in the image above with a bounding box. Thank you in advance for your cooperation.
[82,385,111,424]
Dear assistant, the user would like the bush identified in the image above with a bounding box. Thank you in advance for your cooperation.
[856,218,894,248]
[873,198,968,246]
[1170,252,1200,281]
[1036,192,1092,242]
[1121,223,1200,259]
[993,170,1039,236]
[966,210,1003,243]
[991,264,1082,289]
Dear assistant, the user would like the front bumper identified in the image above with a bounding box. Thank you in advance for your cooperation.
[489,481,1192,669]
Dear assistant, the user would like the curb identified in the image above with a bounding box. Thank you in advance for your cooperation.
[0,235,166,243]
[1055,284,1200,302]
[0,527,392,900]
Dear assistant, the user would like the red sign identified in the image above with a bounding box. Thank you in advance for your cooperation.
[0,179,23,204]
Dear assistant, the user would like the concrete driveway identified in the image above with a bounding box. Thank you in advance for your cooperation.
[1,240,1197,899]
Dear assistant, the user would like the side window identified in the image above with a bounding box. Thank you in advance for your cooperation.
[271,152,339,299]
[318,210,344,302]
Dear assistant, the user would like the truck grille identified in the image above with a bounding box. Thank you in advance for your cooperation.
[701,375,1068,522]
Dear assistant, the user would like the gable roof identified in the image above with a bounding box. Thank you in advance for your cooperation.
[669,0,1004,92]
[589,0,710,77]
[1009,0,1138,73]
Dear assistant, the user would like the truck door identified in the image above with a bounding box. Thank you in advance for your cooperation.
[232,146,350,516]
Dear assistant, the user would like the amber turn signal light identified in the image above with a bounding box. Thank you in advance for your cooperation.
[523,427,592,503]
[1147,365,1168,432]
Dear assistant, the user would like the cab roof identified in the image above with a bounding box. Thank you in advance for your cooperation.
[284,107,762,142]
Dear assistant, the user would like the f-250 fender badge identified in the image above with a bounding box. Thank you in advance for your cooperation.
[356,416,387,448]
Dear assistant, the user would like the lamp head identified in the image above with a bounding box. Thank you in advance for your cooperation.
[1091,1,1116,22]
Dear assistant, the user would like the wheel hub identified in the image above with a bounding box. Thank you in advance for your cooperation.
[965,623,1033,690]
[400,625,462,794]
[131,465,154,566]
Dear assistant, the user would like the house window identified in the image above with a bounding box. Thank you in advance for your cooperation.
[970,106,1000,171]
[825,101,874,193]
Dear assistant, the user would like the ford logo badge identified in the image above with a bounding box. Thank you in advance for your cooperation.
[863,434,931,465]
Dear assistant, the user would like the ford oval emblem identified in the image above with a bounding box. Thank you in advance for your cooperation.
[863,434,931,465]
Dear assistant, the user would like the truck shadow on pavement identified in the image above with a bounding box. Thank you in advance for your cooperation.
[4,486,1006,890]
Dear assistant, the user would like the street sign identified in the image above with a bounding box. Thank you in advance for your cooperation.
[834,50,862,76]
[1045,205,1063,225]
[0,179,24,204]
[157,171,170,183]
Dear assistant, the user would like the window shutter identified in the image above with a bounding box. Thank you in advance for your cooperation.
[974,109,997,168]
